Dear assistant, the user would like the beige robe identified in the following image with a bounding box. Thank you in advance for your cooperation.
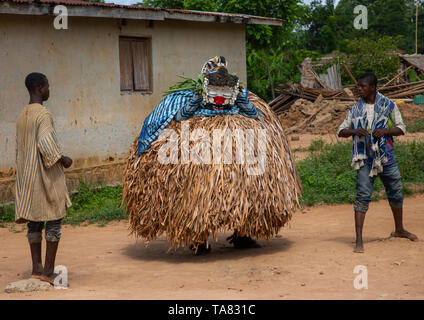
[15,103,71,223]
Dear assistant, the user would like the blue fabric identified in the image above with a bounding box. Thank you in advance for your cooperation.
[354,161,403,213]
[349,91,395,176]
[137,89,256,154]
[137,91,192,154]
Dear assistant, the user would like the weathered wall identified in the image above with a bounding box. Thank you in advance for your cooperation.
[0,14,246,203]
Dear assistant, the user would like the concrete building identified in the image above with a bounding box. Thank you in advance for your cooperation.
[0,0,281,203]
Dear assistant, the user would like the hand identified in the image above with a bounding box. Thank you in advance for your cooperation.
[353,128,369,137]
[372,129,387,139]
[60,155,73,168]
[192,94,203,104]
[235,90,248,104]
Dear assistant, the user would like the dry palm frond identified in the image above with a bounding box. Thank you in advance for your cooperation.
[121,93,302,249]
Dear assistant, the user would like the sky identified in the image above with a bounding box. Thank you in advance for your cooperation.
[105,0,341,7]
[105,0,139,5]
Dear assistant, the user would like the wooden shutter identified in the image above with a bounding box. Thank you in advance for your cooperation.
[132,39,151,91]
[119,38,133,91]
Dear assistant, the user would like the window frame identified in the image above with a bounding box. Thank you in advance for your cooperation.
[119,36,153,94]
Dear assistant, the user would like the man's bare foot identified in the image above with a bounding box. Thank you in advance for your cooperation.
[391,230,418,241]
[354,242,364,253]
[39,272,59,285]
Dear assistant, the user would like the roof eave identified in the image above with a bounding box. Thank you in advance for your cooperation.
[0,1,282,26]
[0,2,166,20]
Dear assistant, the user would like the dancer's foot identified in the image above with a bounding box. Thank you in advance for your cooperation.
[190,243,211,256]
[391,230,418,241]
[227,232,261,249]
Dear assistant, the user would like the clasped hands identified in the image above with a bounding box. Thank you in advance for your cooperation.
[352,128,388,139]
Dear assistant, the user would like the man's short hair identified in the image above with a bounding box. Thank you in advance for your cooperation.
[25,73,48,92]
[358,72,377,88]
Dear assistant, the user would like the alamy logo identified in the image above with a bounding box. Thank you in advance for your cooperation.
[353,265,368,290]
[354,5,368,30]
[53,265,68,289]
[53,5,68,30]
[157,121,268,176]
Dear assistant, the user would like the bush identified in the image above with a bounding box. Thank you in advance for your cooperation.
[0,204,14,224]
[406,119,424,133]
[64,181,126,226]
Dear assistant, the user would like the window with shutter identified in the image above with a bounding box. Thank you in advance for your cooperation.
[119,37,152,93]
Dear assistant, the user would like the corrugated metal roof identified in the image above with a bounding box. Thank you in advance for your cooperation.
[5,0,161,10]
[0,0,282,25]
[400,54,424,72]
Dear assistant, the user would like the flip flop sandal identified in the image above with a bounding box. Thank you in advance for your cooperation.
[390,231,418,241]
[38,275,55,285]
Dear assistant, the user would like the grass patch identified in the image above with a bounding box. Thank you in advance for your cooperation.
[308,138,326,153]
[297,139,424,206]
[0,181,126,227]
[64,181,126,226]
[2,140,423,224]
[0,204,15,224]
[406,119,424,133]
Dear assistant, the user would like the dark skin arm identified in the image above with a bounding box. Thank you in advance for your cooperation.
[338,127,404,139]
[60,155,73,169]
[340,79,405,139]
[338,128,369,138]
[372,127,404,138]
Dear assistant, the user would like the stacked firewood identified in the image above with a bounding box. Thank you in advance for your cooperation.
[270,80,424,115]
[269,84,357,115]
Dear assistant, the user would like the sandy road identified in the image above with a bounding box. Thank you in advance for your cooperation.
[1,193,423,300]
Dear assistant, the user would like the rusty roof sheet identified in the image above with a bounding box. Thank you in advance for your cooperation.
[0,0,282,25]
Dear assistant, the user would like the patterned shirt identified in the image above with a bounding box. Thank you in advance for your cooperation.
[338,102,406,166]
[15,103,71,223]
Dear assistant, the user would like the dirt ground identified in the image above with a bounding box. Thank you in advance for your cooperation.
[1,195,423,300]
[1,132,423,300]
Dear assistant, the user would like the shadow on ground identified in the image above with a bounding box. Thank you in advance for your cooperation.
[122,232,294,264]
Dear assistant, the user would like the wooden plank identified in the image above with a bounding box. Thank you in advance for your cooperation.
[380,65,412,89]
[311,70,328,89]
[119,38,133,91]
[132,39,151,91]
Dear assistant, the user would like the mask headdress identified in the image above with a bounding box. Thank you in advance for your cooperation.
[201,56,239,109]
[201,56,227,76]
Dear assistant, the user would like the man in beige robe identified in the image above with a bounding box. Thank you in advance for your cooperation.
[15,72,72,284]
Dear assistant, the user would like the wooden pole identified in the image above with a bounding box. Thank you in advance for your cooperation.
[342,63,358,86]
[380,65,412,89]
[416,0,419,54]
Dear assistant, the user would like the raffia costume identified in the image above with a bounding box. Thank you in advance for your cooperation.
[122,57,302,249]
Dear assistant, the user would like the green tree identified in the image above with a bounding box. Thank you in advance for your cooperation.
[333,36,402,85]
[304,0,424,54]
[303,0,338,53]
[142,0,305,49]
